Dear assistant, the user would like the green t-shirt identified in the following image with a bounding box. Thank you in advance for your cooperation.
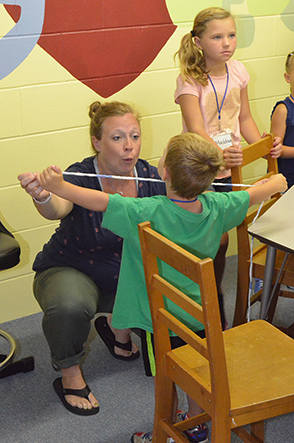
[102,191,250,333]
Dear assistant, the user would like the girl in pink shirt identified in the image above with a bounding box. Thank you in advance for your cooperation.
[174,7,281,190]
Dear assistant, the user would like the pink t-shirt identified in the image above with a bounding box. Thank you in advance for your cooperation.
[174,59,250,149]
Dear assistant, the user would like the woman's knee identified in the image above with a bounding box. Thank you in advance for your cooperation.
[33,267,99,319]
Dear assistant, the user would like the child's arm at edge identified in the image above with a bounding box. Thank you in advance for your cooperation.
[38,165,109,212]
[271,103,294,158]
[247,174,288,207]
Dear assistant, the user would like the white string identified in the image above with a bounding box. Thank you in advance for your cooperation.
[64,168,261,320]
[62,171,254,187]
[247,201,264,322]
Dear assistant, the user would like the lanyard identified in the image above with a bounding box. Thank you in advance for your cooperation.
[208,63,229,131]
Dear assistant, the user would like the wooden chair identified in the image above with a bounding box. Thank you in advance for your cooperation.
[231,134,294,331]
[138,220,294,443]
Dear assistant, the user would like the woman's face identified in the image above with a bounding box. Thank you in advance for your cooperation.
[93,113,141,175]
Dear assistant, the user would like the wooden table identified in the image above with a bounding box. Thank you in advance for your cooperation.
[248,185,294,319]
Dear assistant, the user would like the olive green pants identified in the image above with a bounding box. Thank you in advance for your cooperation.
[34,267,114,370]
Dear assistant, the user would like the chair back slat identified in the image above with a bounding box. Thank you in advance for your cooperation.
[157,308,209,359]
[152,275,205,324]
[242,135,274,165]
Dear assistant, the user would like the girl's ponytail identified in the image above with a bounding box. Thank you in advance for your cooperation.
[175,32,207,86]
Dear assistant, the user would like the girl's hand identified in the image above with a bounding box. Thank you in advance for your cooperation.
[38,165,64,194]
[17,172,51,202]
[271,136,282,158]
[223,146,243,169]
[262,132,282,159]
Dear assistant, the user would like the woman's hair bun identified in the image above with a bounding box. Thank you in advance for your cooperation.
[89,101,101,119]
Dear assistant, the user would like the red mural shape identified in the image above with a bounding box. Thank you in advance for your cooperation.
[5,1,176,98]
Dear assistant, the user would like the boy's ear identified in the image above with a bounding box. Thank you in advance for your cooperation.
[284,72,290,84]
[161,167,169,182]
[92,136,100,152]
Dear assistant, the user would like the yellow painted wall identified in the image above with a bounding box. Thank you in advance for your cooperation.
[0,1,293,322]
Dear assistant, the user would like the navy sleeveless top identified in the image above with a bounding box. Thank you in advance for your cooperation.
[271,96,294,188]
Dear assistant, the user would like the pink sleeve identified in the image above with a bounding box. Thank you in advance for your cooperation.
[231,60,250,90]
[174,75,200,104]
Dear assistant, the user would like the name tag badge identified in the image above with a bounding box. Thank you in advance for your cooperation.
[211,130,232,150]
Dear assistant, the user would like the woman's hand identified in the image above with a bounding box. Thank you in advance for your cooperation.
[17,172,51,202]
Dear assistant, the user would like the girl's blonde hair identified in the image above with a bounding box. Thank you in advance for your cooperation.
[164,133,224,199]
[286,51,294,73]
[175,7,234,86]
[89,101,140,152]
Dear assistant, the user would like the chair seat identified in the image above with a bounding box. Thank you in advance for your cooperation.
[0,231,20,270]
[169,320,294,428]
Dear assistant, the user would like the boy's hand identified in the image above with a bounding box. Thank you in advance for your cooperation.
[223,146,243,168]
[38,165,64,194]
[254,178,269,186]
[269,173,288,193]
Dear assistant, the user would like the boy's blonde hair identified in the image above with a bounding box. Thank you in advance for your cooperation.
[89,101,140,152]
[164,133,224,199]
[175,7,234,86]
[286,51,294,74]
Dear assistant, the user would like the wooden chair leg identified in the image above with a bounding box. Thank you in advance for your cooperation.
[233,279,248,326]
[251,421,264,442]
[153,375,176,443]
[266,285,281,323]
[210,416,231,443]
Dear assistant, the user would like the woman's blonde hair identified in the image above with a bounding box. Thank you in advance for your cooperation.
[175,7,234,86]
[164,133,224,199]
[89,101,140,152]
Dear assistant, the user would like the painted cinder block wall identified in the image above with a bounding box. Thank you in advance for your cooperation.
[0,1,293,322]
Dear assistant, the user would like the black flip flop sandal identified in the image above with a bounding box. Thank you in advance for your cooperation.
[95,315,140,361]
[53,377,99,416]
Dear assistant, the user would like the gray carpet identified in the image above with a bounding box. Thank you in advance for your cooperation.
[1,255,294,443]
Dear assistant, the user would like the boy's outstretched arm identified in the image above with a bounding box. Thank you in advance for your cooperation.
[38,165,109,212]
[247,174,287,207]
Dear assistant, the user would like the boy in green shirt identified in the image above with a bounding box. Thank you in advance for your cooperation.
[37,133,287,443]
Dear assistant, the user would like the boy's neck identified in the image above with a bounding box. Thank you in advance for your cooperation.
[166,189,202,214]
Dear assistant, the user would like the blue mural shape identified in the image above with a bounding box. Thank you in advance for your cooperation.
[0,0,45,81]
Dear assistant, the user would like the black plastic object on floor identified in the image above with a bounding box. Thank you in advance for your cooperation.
[0,220,34,378]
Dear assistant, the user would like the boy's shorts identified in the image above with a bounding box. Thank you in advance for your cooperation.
[140,329,206,377]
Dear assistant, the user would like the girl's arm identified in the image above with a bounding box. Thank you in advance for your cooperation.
[38,165,109,212]
[239,86,261,144]
[247,173,287,206]
[271,103,294,158]
[18,172,73,220]
[178,94,243,168]
[240,87,282,158]
[178,94,215,142]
